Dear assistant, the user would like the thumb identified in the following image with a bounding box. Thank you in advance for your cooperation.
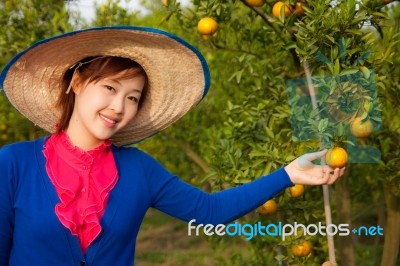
[303,149,327,162]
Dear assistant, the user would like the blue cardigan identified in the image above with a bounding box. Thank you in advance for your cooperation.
[0,137,293,265]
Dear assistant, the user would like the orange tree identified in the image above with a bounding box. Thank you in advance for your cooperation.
[2,0,398,265]
[160,0,400,265]
[0,0,75,147]
[372,4,400,266]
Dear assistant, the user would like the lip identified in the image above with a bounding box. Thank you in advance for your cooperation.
[99,113,120,128]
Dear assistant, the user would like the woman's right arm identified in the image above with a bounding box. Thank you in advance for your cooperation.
[0,146,14,265]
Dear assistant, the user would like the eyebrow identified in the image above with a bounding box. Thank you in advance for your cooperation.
[104,78,143,94]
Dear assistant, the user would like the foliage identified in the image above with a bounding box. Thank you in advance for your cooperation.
[163,0,400,265]
[1,0,399,265]
[0,0,75,146]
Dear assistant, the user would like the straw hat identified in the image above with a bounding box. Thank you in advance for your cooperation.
[0,26,210,146]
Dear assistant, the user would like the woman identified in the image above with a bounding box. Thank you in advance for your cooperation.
[0,26,344,266]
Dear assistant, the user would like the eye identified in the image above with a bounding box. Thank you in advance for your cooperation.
[127,96,139,103]
[104,85,115,92]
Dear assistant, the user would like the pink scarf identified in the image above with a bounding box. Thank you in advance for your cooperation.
[43,131,118,254]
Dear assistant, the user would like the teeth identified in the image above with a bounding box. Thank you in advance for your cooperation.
[101,115,117,124]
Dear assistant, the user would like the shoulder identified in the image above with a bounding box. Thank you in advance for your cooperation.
[0,137,46,155]
[111,145,169,173]
[112,145,159,164]
[0,137,47,166]
[0,138,47,187]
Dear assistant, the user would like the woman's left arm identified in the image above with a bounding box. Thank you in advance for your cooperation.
[151,167,292,225]
[146,150,344,225]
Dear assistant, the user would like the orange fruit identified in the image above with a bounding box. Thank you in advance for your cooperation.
[384,0,393,3]
[245,0,264,7]
[272,1,292,19]
[161,0,169,6]
[258,199,277,215]
[321,261,335,266]
[289,184,304,198]
[294,2,304,16]
[325,147,348,168]
[350,117,373,138]
[291,240,312,257]
[197,17,218,36]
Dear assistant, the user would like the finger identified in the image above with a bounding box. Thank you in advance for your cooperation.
[328,168,341,184]
[328,167,345,183]
[315,165,335,174]
[339,167,346,176]
[323,168,332,184]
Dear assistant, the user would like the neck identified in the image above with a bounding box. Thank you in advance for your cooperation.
[64,127,105,151]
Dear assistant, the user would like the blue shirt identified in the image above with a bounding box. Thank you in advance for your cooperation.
[0,137,293,265]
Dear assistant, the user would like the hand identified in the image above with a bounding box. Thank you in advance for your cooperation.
[284,149,345,185]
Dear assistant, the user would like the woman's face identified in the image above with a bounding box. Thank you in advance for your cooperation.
[67,72,146,150]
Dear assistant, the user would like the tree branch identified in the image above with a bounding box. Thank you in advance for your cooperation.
[240,0,301,71]
[160,132,211,174]
[209,42,262,58]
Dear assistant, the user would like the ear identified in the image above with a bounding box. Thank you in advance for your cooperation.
[70,72,83,95]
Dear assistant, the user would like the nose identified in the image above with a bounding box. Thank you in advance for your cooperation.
[110,96,125,114]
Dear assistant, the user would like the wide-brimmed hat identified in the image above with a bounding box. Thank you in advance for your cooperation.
[0,26,210,146]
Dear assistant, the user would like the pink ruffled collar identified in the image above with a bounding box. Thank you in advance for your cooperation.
[43,131,118,254]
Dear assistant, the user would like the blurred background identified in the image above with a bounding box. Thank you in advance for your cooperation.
[0,0,399,265]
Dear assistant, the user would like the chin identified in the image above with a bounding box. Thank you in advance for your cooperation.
[93,132,115,141]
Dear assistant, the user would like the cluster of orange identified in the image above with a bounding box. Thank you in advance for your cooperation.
[255,118,374,259]
[271,1,305,19]
[257,183,307,257]
[195,0,396,40]
[244,0,305,18]
[258,184,304,215]
[179,1,382,265]
[196,1,306,40]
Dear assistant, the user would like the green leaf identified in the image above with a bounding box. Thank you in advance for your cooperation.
[359,66,370,79]
[318,119,329,133]
[334,59,340,74]
[285,155,296,162]
[326,35,335,44]
[283,42,296,50]
[315,51,332,66]
[265,127,274,139]
[340,68,359,76]
[345,29,363,35]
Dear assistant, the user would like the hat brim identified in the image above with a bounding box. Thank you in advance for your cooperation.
[0,26,210,146]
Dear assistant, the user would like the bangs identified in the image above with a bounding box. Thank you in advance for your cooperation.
[81,57,146,84]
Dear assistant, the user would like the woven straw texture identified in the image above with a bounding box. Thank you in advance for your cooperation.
[2,28,208,146]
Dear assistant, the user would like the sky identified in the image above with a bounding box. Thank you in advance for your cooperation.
[67,0,190,22]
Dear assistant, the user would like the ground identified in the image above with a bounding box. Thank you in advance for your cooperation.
[135,208,250,265]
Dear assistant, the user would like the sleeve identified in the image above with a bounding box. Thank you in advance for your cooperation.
[143,152,293,225]
[0,146,15,265]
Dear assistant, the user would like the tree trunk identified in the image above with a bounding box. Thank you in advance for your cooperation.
[335,169,355,266]
[161,132,212,192]
[161,132,211,174]
[380,183,400,266]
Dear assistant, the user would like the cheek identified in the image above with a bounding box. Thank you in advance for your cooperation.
[77,92,107,111]
[124,105,139,122]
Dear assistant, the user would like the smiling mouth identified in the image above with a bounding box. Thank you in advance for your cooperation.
[100,114,119,125]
